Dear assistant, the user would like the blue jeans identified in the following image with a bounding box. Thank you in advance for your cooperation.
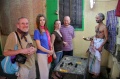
[53,51,63,69]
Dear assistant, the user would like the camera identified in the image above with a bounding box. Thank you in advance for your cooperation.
[15,54,27,64]
[13,43,34,64]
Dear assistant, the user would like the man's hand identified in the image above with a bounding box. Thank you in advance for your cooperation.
[96,46,102,52]
[21,47,36,55]
[63,42,68,46]
[48,50,54,55]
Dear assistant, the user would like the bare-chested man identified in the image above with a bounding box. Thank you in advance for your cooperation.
[95,13,108,52]
[88,13,108,78]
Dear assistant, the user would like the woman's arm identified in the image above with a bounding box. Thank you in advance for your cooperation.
[51,34,57,59]
[35,40,53,54]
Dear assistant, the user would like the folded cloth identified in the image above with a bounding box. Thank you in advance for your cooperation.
[89,37,104,61]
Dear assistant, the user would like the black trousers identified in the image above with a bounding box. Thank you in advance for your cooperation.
[63,50,73,57]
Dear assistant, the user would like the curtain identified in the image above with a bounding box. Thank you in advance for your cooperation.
[104,10,118,54]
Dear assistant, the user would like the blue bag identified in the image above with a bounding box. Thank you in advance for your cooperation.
[1,32,19,74]
[1,56,19,74]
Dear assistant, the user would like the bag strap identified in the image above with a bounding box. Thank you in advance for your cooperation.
[13,32,17,45]
[15,31,23,49]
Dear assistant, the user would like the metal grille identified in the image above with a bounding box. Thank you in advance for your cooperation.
[59,0,83,29]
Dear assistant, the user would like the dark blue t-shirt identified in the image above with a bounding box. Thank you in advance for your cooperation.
[34,29,49,54]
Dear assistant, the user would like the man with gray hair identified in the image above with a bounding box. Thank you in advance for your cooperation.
[87,13,108,78]
[3,17,36,79]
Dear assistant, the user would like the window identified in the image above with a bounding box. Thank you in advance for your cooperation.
[59,0,84,31]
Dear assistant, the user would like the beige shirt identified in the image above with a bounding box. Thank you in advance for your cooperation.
[4,32,35,69]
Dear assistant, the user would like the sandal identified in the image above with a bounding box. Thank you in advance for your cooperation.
[51,76,58,79]
[92,75,99,79]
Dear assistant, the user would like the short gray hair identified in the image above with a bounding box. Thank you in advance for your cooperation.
[17,17,28,23]
[98,13,105,21]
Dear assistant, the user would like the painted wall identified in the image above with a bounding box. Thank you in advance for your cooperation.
[0,0,46,35]
[73,0,118,67]
[0,0,46,53]
[46,0,58,33]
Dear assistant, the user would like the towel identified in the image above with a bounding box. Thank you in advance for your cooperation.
[89,37,104,61]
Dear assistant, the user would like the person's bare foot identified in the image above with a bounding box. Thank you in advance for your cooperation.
[55,72,62,78]
[51,72,59,79]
